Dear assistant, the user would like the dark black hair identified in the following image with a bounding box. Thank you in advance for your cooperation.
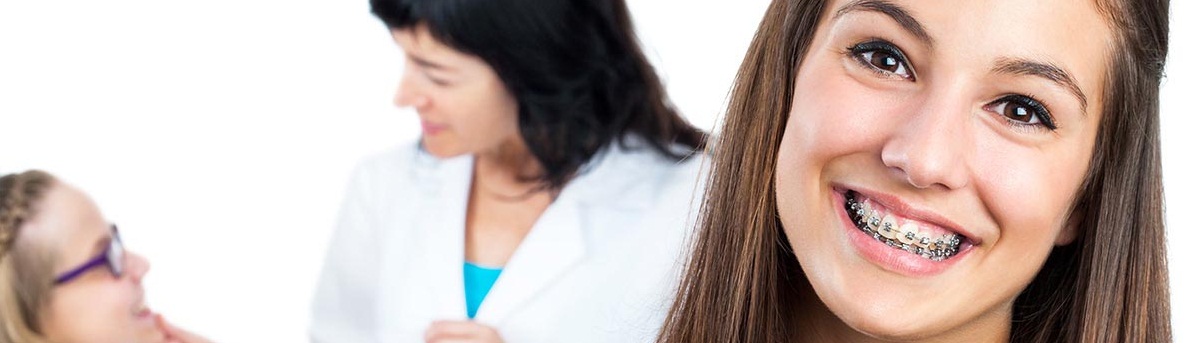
[370,0,706,190]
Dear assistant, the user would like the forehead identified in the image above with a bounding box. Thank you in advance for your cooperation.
[22,183,109,264]
[390,26,486,69]
[824,0,1114,111]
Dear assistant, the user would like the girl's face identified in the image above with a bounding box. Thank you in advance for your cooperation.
[391,25,522,158]
[27,183,164,343]
[775,0,1111,340]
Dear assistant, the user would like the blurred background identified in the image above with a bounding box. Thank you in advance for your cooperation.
[0,0,1194,341]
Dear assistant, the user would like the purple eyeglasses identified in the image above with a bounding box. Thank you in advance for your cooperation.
[53,224,125,285]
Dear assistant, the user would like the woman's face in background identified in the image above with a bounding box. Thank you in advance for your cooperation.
[391,25,522,158]
[775,0,1111,340]
[24,183,162,343]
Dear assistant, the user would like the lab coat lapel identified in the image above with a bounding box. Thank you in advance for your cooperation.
[379,152,474,339]
[473,189,587,325]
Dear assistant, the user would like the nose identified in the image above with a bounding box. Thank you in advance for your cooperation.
[124,250,151,283]
[880,90,971,191]
[393,68,430,110]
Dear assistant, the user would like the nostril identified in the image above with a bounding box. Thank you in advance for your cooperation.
[881,141,967,190]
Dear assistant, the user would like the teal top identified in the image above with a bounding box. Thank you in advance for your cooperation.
[463,262,503,318]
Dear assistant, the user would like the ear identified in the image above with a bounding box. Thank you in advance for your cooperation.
[1055,209,1082,246]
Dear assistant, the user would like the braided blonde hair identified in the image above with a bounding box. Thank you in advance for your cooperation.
[1,170,56,343]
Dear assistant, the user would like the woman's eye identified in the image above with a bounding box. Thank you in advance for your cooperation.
[849,41,914,81]
[424,73,451,86]
[986,94,1058,131]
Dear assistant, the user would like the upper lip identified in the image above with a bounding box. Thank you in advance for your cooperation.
[837,184,982,245]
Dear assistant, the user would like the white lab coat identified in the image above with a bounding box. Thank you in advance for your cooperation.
[310,138,706,343]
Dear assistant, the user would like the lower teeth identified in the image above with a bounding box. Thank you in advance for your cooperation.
[845,191,962,261]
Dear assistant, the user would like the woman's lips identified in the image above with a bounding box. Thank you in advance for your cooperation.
[832,187,976,277]
[842,187,981,246]
[421,121,447,135]
[135,303,153,318]
[133,295,154,320]
[846,190,967,260]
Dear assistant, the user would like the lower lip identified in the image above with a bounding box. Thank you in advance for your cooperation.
[833,189,968,277]
[421,122,447,135]
[135,312,156,329]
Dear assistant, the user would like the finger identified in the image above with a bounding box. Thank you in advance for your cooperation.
[157,316,213,343]
[425,320,488,341]
[426,339,476,343]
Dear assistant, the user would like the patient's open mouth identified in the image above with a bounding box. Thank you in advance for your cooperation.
[844,190,964,261]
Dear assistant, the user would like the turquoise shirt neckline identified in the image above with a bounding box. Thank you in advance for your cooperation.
[463,262,503,318]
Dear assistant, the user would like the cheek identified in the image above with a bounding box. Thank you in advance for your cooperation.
[785,59,907,169]
[444,86,520,142]
[45,285,137,342]
[973,135,1090,246]
[778,60,898,197]
[776,66,881,250]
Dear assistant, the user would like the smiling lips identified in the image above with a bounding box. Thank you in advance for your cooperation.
[844,190,967,261]
[421,121,447,135]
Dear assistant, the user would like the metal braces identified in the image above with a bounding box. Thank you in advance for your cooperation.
[847,195,962,261]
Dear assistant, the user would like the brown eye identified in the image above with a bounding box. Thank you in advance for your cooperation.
[867,51,903,73]
[849,40,914,80]
[1001,103,1036,123]
[986,94,1057,131]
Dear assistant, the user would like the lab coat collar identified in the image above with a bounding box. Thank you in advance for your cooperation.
[399,138,683,325]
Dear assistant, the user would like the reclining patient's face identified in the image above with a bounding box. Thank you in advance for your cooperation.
[25,183,164,343]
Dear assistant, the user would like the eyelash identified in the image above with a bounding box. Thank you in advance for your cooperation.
[423,72,450,86]
[846,40,916,81]
[846,39,1058,132]
[985,94,1058,132]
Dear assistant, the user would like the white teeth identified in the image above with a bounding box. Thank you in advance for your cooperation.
[942,234,959,247]
[845,191,963,261]
[898,222,918,244]
[897,225,918,245]
[880,215,899,239]
[918,235,932,249]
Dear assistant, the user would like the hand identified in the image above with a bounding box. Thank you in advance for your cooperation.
[424,320,505,343]
[155,314,213,343]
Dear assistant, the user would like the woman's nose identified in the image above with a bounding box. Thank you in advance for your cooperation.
[880,92,972,191]
[394,73,430,109]
[124,251,151,283]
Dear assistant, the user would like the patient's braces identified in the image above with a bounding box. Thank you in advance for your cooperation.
[846,194,963,261]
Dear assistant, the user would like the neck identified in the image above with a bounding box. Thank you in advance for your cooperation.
[473,136,546,197]
[791,281,1010,343]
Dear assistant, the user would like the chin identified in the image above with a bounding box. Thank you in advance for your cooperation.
[818,281,982,342]
[420,138,466,158]
[840,309,942,341]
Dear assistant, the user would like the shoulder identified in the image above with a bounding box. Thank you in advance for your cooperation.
[601,137,708,189]
[348,140,422,184]
[346,139,473,191]
[570,137,709,209]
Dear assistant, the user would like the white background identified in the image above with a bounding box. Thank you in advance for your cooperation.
[0,0,1194,341]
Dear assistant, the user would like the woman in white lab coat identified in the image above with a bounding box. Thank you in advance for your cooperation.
[309,0,707,342]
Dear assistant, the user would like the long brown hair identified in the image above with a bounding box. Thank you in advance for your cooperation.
[0,170,57,343]
[656,0,1171,342]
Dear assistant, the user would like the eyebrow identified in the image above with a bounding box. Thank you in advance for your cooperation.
[407,54,451,72]
[834,0,934,47]
[993,58,1089,113]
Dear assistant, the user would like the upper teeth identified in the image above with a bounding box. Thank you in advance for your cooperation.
[846,191,963,261]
